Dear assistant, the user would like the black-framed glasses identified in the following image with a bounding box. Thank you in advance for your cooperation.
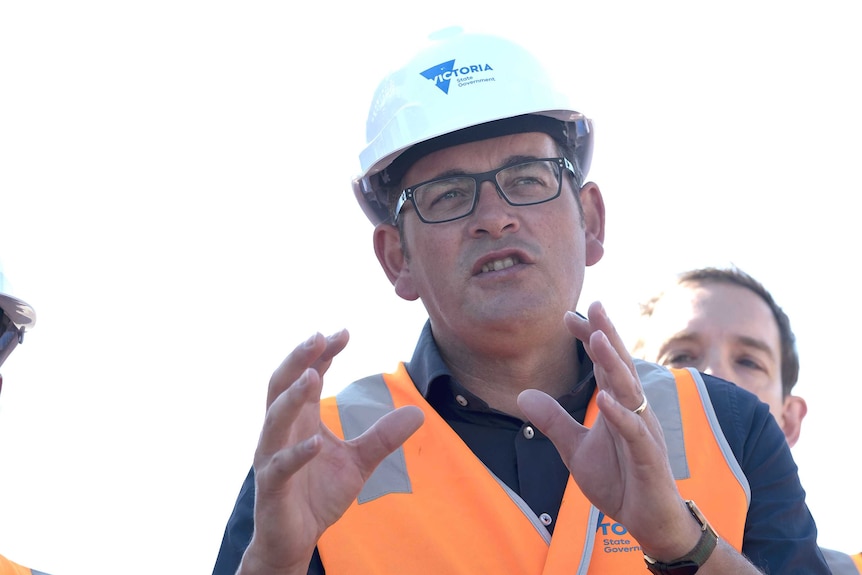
[394,157,576,224]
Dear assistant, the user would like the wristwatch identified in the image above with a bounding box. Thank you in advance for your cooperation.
[643,500,719,575]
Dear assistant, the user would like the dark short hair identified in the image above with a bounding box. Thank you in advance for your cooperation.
[637,266,800,396]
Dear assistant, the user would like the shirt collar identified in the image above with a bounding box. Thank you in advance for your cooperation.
[405,319,596,410]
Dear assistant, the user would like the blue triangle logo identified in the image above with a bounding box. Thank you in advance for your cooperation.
[420,60,456,94]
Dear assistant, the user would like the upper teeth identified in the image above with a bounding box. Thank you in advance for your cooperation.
[482,257,518,273]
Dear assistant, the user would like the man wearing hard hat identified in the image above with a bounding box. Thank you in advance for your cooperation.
[212,27,829,574]
[0,268,49,575]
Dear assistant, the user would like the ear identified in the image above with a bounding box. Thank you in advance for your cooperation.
[780,395,808,448]
[579,182,606,266]
[373,223,420,301]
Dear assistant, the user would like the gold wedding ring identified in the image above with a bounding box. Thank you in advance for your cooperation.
[633,395,649,415]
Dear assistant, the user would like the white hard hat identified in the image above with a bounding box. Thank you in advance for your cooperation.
[0,266,36,369]
[352,26,594,225]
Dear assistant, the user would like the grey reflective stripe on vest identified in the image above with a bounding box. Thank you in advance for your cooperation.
[577,506,604,575]
[635,360,689,478]
[635,360,750,502]
[336,375,412,503]
[338,363,751,509]
[337,374,561,544]
[483,460,554,545]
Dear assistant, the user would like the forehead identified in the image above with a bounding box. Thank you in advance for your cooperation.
[403,132,559,185]
[650,281,781,351]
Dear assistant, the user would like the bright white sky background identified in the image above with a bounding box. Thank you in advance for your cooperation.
[1,2,859,573]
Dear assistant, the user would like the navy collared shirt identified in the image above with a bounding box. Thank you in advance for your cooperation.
[417,322,596,534]
[212,321,829,575]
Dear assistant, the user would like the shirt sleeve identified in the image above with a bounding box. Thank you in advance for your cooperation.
[703,374,831,574]
[210,467,325,575]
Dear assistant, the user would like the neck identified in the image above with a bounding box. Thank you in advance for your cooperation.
[437,329,581,416]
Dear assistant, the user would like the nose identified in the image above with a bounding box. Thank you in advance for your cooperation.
[468,181,519,237]
[701,354,732,383]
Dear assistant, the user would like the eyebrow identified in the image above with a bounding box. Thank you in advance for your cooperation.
[731,335,776,356]
[423,155,542,180]
[658,332,699,355]
[661,332,776,357]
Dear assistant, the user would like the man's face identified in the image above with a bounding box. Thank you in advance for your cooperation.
[635,281,805,443]
[374,132,605,350]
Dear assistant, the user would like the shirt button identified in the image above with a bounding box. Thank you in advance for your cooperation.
[455,394,468,407]
[540,513,553,526]
[523,426,535,439]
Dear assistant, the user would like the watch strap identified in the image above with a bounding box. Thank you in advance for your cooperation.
[643,500,719,574]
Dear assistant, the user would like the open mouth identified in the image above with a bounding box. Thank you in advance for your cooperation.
[480,256,520,274]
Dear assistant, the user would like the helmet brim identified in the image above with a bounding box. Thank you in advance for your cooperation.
[0,294,36,331]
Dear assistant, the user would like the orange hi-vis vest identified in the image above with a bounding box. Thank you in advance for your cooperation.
[0,555,42,575]
[317,360,750,574]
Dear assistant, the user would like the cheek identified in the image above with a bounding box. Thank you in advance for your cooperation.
[403,233,454,286]
[739,375,784,404]
[731,369,762,391]
[763,382,786,405]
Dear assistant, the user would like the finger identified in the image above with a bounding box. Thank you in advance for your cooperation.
[267,330,348,408]
[564,309,594,349]
[563,307,605,365]
[584,302,636,374]
[566,304,644,411]
[517,389,586,462]
[258,367,324,459]
[595,389,667,466]
[352,406,425,480]
[566,303,636,374]
[589,329,646,411]
[256,434,323,493]
[309,329,350,376]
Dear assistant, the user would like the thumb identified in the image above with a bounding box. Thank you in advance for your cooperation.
[354,406,425,473]
[518,389,584,461]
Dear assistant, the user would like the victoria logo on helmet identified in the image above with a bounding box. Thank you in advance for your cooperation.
[420,59,495,94]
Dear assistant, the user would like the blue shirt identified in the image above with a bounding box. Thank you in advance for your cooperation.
[212,321,829,574]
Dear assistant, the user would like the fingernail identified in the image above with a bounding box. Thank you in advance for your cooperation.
[599,388,619,405]
[326,328,346,341]
[591,329,609,347]
[303,333,318,348]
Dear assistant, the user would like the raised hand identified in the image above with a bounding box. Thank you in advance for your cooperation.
[517,302,697,560]
[240,331,424,575]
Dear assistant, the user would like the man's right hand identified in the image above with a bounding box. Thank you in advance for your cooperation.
[238,330,424,575]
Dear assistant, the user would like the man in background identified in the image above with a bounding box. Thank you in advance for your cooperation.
[631,265,862,574]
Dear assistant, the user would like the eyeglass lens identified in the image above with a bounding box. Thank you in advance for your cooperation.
[412,159,563,223]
